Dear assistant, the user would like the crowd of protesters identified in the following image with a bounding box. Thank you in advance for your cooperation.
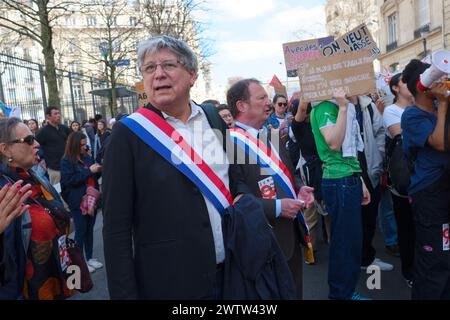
[0,34,449,301]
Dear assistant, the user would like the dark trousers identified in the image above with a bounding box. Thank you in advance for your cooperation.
[72,208,96,261]
[361,185,381,267]
[322,176,362,300]
[391,193,415,281]
[207,263,224,300]
[287,235,303,299]
[410,173,450,300]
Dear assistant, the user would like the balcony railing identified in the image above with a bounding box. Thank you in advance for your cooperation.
[414,23,430,39]
[386,41,398,52]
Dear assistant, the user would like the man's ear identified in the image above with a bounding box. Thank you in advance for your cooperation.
[236,100,247,114]
[189,71,198,87]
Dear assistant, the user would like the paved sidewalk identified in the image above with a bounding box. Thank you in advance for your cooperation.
[70,212,412,300]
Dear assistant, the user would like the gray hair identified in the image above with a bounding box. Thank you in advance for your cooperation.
[0,118,21,163]
[136,35,198,74]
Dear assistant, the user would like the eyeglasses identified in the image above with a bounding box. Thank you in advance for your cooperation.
[8,135,36,146]
[277,102,288,107]
[141,60,183,75]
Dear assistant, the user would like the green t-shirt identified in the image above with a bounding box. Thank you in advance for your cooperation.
[310,101,361,179]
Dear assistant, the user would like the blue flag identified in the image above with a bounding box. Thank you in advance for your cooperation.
[0,101,13,117]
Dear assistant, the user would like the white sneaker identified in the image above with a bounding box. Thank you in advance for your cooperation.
[87,264,96,273]
[367,258,394,271]
[87,258,104,270]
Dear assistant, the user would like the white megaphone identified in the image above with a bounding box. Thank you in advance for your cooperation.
[417,49,450,96]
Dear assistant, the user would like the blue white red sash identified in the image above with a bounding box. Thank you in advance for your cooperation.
[121,107,233,214]
[229,127,309,230]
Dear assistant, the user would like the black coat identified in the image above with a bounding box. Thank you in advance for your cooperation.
[102,104,229,299]
[228,126,304,298]
[222,194,296,300]
[60,155,99,210]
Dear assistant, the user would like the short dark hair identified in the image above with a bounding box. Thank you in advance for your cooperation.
[226,78,260,118]
[202,99,220,106]
[88,118,96,124]
[389,73,402,103]
[402,59,431,97]
[94,114,103,122]
[272,94,287,104]
[217,104,230,113]
[45,106,59,117]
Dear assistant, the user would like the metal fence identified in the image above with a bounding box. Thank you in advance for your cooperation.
[0,53,138,125]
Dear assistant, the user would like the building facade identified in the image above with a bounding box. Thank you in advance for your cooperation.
[377,0,448,73]
[325,0,380,41]
[0,0,213,120]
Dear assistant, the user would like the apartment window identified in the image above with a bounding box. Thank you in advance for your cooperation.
[7,67,16,84]
[68,38,77,53]
[27,88,36,100]
[357,1,363,14]
[7,88,16,105]
[416,0,430,28]
[387,13,398,45]
[112,40,121,53]
[26,69,34,83]
[107,17,117,26]
[130,16,137,27]
[65,16,76,26]
[70,62,81,75]
[23,48,31,60]
[73,84,83,100]
[87,16,96,26]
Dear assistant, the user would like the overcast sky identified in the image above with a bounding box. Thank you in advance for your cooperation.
[201,0,327,101]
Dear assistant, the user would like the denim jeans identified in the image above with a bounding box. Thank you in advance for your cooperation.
[322,176,363,300]
[72,208,96,261]
[378,189,398,247]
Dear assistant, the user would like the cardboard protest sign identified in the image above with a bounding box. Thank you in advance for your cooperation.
[321,24,380,58]
[283,36,334,77]
[135,81,149,108]
[298,49,376,102]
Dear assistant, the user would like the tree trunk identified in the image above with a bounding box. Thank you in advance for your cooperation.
[110,64,118,116]
[38,1,61,108]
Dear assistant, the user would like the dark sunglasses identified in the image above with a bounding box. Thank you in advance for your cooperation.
[277,102,288,107]
[8,135,36,145]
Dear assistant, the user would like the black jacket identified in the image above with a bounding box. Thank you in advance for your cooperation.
[60,154,99,210]
[228,125,304,298]
[102,103,230,299]
[222,194,296,300]
[36,124,71,170]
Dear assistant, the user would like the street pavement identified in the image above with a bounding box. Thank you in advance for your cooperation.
[70,212,412,300]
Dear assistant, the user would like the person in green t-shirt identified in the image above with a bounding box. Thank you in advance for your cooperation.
[310,88,371,300]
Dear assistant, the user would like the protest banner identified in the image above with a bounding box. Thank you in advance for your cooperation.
[321,23,380,58]
[135,81,149,108]
[298,49,376,102]
[282,36,334,77]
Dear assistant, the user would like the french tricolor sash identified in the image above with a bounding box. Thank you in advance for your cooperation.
[229,127,309,231]
[121,107,233,215]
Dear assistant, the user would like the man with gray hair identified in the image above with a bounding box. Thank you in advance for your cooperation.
[102,35,232,299]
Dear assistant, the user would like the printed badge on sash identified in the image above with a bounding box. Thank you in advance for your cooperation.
[58,235,71,272]
[443,223,449,251]
[258,177,277,199]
